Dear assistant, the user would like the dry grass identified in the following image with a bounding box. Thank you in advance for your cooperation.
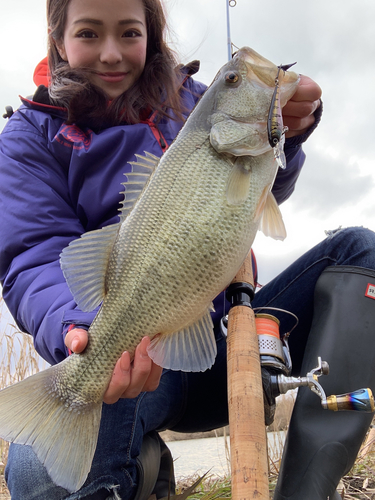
[175,457,375,500]
[0,296,374,499]
[175,436,375,500]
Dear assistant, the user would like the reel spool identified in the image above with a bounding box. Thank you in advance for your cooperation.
[255,313,291,376]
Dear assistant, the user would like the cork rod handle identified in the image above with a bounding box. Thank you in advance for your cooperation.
[227,251,269,499]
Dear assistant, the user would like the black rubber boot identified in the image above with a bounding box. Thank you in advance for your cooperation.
[134,431,176,500]
[273,266,375,500]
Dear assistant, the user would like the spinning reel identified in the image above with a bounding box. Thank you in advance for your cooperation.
[221,309,374,413]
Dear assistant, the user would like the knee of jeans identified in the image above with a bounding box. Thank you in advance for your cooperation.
[326,226,375,249]
[324,225,361,240]
[324,226,375,270]
[325,226,372,241]
[325,226,345,239]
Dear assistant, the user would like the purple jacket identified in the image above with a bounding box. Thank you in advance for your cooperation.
[0,71,317,365]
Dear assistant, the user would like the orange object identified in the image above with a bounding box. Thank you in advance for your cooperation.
[33,57,50,87]
[255,314,280,339]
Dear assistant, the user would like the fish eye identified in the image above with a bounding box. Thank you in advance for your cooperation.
[225,71,240,84]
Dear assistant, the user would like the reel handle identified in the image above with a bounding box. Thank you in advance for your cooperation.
[324,388,374,412]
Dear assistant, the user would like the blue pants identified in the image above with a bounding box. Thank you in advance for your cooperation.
[6,226,375,499]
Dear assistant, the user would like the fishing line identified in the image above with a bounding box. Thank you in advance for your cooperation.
[252,307,299,339]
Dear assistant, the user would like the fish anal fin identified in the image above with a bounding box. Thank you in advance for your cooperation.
[258,190,287,240]
[147,308,217,372]
[60,224,119,312]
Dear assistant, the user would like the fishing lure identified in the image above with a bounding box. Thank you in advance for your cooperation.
[267,62,296,168]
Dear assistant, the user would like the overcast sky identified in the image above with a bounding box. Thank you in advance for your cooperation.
[0,0,374,307]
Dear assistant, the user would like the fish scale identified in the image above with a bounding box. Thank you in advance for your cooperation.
[0,47,299,492]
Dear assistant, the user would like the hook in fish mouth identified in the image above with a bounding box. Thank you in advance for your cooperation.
[278,62,297,73]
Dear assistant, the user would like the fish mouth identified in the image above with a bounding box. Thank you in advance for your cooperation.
[233,47,300,103]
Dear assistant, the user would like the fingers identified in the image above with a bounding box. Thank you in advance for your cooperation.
[289,74,322,103]
[283,74,322,138]
[283,111,317,138]
[64,327,88,353]
[283,99,320,120]
[103,351,132,404]
[142,358,163,392]
[103,337,163,405]
[126,337,163,396]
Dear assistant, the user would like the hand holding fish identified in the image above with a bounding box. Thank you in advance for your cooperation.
[283,75,322,137]
[65,329,163,404]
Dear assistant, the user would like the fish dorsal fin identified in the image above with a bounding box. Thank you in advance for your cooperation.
[258,190,287,241]
[60,224,119,312]
[119,152,160,222]
[226,157,251,206]
[147,307,217,372]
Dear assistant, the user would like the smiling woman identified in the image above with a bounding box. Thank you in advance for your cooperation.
[47,0,184,127]
[4,0,366,499]
[54,0,148,99]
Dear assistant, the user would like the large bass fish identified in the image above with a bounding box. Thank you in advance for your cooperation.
[0,47,299,492]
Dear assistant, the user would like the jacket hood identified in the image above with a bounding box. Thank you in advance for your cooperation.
[34,57,50,87]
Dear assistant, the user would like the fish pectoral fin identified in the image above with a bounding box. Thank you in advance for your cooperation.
[120,151,160,222]
[226,157,251,206]
[258,190,287,241]
[60,223,119,311]
[0,365,102,493]
[147,307,217,372]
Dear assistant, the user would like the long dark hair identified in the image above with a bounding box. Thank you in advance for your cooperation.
[47,0,185,128]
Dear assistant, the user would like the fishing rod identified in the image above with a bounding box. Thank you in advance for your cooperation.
[225,2,270,498]
[226,0,236,61]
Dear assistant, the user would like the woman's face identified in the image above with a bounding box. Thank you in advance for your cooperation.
[56,0,147,99]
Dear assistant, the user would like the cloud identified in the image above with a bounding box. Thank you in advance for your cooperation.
[288,146,374,218]
[254,250,302,287]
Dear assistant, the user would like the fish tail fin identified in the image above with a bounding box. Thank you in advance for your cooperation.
[0,365,102,493]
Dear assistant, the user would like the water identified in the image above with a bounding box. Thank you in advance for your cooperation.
[167,431,286,479]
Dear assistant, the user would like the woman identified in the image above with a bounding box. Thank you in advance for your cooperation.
[2,0,371,499]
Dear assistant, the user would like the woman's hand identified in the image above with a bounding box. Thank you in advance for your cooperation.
[283,74,322,138]
[65,328,163,404]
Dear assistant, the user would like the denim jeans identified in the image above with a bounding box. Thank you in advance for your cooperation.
[6,226,375,500]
